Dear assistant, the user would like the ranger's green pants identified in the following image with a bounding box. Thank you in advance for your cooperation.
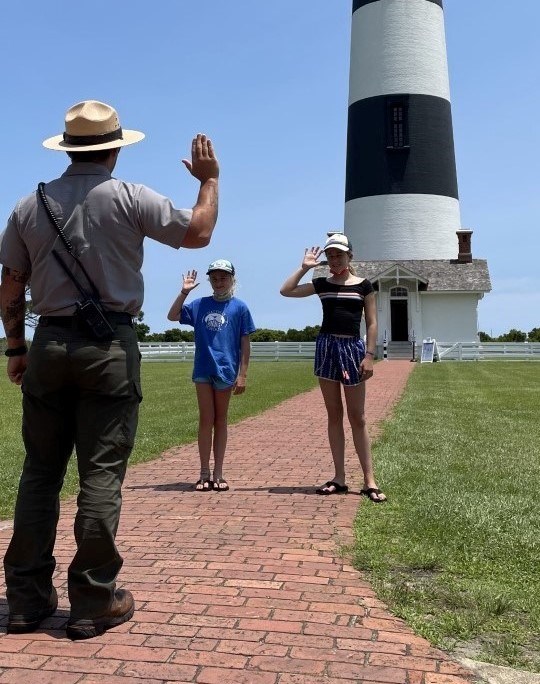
[4,321,142,618]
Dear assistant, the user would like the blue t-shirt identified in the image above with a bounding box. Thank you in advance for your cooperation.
[180,296,256,384]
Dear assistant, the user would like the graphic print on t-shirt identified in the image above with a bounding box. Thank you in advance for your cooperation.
[204,310,228,332]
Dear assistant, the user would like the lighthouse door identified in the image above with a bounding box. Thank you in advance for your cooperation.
[390,287,409,342]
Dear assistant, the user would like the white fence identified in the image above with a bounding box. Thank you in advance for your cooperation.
[437,341,540,361]
[139,341,316,362]
[138,340,540,362]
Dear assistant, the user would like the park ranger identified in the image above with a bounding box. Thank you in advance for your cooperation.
[0,100,219,639]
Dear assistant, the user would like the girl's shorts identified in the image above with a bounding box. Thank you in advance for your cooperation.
[193,375,233,391]
[314,333,366,386]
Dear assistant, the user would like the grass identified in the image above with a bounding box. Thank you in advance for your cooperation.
[352,361,540,672]
[0,359,317,519]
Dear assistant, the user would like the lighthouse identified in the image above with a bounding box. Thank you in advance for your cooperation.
[336,0,491,354]
[345,0,459,260]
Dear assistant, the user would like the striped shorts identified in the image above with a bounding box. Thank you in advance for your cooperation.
[314,333,366,386]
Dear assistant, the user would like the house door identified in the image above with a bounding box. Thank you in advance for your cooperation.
[390,299,409,341]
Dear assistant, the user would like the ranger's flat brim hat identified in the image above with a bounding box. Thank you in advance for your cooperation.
[43,100,145,151]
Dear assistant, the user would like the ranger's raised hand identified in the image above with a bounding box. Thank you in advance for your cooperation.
[182,134,219,183]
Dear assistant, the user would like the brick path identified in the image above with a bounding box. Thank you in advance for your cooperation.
[0,360,478,683]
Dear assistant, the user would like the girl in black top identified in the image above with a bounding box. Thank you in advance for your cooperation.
[280,234,386,502]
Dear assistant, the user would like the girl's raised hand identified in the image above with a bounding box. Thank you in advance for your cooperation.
[182,270,199,292]
[302,247,323,270]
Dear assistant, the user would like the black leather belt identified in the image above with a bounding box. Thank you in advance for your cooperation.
[39,312,134,328]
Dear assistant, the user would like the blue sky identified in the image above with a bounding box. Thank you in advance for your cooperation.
[1,1,538,337]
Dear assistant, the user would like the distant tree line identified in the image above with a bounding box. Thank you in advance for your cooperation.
[21,298,323,343]
[478,328,540,343]
[134,312,322,343]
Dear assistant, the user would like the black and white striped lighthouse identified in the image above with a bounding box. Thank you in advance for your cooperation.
[345,0,460,260]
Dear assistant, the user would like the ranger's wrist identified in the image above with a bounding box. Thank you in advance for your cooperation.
[5,345,28,357]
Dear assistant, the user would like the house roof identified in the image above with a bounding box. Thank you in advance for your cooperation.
[314,259,491,293]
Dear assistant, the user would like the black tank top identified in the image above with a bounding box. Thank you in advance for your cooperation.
[313,277,374,336]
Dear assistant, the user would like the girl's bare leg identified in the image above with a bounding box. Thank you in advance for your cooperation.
[211,387,233,482]
[195,383,215,481]
[344,382,386,501]
[318,378,346,486]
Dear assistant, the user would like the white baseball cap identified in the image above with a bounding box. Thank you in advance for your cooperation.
[323,233,352,252]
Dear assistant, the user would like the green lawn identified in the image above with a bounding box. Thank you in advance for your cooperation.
[0,360,317,519]
[352,361,540,672]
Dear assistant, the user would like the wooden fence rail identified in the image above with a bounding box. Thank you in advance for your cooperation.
[139,341,316,362]
[138,340,540,362]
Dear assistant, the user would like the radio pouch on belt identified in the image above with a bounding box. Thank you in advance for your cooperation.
[37,182,115,341]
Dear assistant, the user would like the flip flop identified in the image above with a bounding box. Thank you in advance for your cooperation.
[195,478,213,492]
[360,487,387,503]
[213,478,229,492]
[316,481,348,495]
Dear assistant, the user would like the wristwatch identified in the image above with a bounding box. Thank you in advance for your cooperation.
[4,345,28,357]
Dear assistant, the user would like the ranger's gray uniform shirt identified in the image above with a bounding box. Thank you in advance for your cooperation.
[0,163,192,315]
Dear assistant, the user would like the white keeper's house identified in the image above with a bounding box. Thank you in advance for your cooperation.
[340,0,491,356]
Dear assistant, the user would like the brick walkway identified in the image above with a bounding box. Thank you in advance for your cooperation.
[0,360,478,683]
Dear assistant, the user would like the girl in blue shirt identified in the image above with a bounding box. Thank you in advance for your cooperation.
[167,259,256,492]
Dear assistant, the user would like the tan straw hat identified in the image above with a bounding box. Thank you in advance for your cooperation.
[43,100,145,151]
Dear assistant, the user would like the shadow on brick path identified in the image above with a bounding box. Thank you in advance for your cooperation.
[0,360,480,683]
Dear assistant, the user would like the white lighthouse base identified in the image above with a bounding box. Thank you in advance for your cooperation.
[345,194,461,261]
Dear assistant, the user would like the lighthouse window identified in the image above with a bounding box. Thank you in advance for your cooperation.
[386,99,409,150]
[394,107,403,146]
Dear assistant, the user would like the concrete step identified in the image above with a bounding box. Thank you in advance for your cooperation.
[385,342,415,360]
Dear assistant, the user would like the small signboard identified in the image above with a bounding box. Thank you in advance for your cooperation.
[420,340,435,363]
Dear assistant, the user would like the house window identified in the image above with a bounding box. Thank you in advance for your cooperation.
[386,98,409,150]
[390,286,408,298]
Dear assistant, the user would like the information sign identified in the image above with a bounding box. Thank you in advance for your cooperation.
[420,340,435,363]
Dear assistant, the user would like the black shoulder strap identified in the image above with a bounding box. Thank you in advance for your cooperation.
[37,182,101,300]
[37,182,74,253]
[50,251,89,299]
